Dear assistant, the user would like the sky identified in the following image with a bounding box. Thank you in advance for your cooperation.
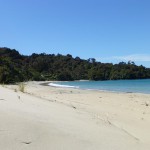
[0,0,150,67]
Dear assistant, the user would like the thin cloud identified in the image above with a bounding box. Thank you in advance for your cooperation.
[113,54,150,62]
[98,54,150,62]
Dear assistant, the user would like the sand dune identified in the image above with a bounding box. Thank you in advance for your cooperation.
[0,82,150,150]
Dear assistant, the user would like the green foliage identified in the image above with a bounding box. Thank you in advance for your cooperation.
[0,47,150,84]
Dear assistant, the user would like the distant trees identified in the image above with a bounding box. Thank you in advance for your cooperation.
[0,47,150,84]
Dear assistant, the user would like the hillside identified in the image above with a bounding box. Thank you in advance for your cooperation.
[0,47,150,83]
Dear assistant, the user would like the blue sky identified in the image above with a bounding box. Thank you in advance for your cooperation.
[1,0,150,67]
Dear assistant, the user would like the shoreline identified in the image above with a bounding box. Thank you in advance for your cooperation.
[1,81,150,150]
[40,81,150,95]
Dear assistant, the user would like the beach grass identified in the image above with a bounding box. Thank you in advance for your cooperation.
[18,82,25,93]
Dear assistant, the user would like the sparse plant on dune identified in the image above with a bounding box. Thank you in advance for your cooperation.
[18,83,25,93]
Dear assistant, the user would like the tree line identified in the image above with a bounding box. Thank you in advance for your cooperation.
[0,47,150,83]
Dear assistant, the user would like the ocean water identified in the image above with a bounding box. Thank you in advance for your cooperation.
[49,79,150,94]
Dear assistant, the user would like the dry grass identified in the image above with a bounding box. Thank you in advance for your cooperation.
[18,83,25,93]
[1,82,5,87]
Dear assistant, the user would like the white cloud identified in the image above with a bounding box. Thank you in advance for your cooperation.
[98,54,150,62]
[113,54,150,62]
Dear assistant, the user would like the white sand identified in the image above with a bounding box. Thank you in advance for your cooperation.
[1,81,150,150]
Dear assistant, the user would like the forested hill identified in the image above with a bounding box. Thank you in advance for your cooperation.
[0,47,150,83]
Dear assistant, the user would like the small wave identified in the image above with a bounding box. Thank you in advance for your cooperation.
[48,83,79,88]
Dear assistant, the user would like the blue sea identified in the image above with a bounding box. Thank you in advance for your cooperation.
[49,79,150,94]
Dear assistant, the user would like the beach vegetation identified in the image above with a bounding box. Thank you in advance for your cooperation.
[0,47,150,84]
[18,82,25,93]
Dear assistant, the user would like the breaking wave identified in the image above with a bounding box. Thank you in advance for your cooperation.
[48,83,79,88]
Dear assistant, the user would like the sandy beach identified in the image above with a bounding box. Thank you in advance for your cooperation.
[0,81,150,150]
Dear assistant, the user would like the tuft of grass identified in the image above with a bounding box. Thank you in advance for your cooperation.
[2,82,5,87]
[18,83,25,93]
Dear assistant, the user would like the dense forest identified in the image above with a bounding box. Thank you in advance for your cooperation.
[0,47,150,83]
